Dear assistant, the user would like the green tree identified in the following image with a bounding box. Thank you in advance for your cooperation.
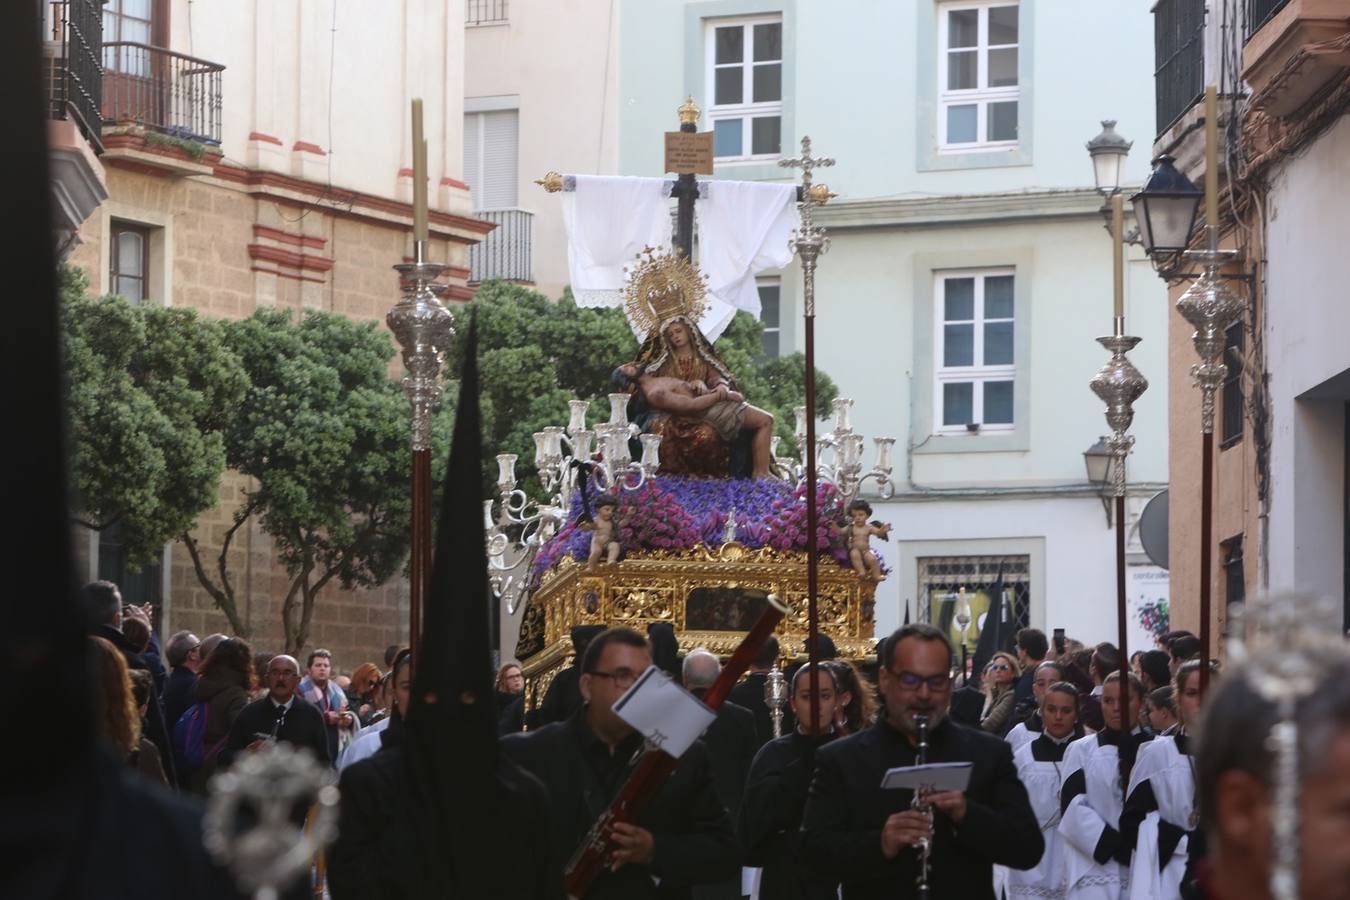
[443,280,836,491]
[181,308,416,652]
[61,266,248,569]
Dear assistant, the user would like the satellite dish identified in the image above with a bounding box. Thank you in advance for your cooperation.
[1139,489,1168,569]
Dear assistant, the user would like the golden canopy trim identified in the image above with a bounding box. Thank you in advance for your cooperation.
[623,247,709,341]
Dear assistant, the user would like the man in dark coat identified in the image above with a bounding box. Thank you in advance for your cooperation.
[503,627,740,900]
[217,654,330,769]
[534,623,607,728]
[161,629,202,733]
[739,663,847,900]
[728,635,792,746]
[682,650,757,900]
[82,580,178,787]
[801,624,1043,899]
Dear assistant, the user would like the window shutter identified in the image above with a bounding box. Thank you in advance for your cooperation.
[462,113,482,207]
[479,110,519,209]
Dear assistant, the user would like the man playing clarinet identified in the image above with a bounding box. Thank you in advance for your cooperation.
[501,627,738,899]
[801,623,1044,899]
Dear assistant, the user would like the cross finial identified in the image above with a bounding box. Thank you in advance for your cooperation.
[779,135,835,191]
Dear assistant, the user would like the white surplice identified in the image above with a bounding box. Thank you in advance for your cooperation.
[1125,736,1195,900]
[1004,733,1075,899]
[1058,733,1138,900]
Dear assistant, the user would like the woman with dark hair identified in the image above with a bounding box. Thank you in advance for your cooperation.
[189,636,254,791]
[1144,685,1178,736]
[824,660,876,735]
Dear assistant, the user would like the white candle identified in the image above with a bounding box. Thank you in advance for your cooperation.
[833,398,854,432]
[572,429,595,461]
[793,406,807,438]
[567,400,589,435]
[532,432,548,467]
[640,434,662,470]
[608,393,630,428]
[874,437,895,472]
[496,453,517,491]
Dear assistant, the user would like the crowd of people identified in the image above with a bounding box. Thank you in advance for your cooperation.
[80,575,1350,900]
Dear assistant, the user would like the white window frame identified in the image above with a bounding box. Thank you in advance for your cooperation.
[934,268,1015,433]
[463,108,520,211]
[937,1,1020,153]
[705,14,784,164]
[757,276,781,358]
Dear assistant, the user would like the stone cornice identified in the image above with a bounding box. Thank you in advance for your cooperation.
[812,188,1109,231]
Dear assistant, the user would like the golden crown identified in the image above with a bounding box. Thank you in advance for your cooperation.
[623,248,708,339]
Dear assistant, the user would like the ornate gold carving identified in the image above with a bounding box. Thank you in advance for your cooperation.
[677,95,701,126]
[807,183,837,205]
[623,248,709,340]
[535,171,564,193]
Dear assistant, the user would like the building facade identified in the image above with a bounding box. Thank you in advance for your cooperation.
[1152,0,1350,640]
[462,0,621,297]
[614,0,1172,648]
[64,0,485,666]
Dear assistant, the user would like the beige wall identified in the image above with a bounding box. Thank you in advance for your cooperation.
[464,0,621,296]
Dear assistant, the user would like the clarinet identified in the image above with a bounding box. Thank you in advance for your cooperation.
[913,714,932,900]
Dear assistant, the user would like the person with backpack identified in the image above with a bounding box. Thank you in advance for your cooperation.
[181,636,254,792]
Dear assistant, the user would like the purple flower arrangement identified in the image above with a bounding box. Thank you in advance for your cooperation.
[529,476,861,582]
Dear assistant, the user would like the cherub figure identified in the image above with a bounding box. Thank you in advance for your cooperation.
[582,493,622,571]
[840,499,890,583]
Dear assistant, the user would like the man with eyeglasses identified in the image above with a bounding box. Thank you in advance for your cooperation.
[502,626,738,899]
[801,623,1043,899]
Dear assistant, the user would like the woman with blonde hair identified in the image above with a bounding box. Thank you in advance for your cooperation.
[980,650,1020,735]
[88,635,165,784]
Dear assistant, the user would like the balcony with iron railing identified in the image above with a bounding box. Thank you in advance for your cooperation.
[101,42,224,145]
[469,209,534,284]
[1246,0,1292,39]
[1153,0,1206,137]
[466,0,509,26]
[44,0,103,152]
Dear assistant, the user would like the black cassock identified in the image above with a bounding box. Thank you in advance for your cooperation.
[801,717,1043,900]
[738,730,840,900]
[501,710,739,900]
[328,731,554,900]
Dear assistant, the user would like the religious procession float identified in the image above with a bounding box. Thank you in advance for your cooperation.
[482,114,899,712]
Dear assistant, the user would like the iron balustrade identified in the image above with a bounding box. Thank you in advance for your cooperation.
[1153,0,1206,136]
[469,209,534,284]
[102,42,224,145]
[1246,0,1291,40]
[466,0,508,25]
[45,0,104,152]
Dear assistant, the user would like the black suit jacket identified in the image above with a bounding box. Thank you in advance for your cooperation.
[218,696,331,769]
[801,718,1043,900]
[695,697,757,821]
[501,710,738,900]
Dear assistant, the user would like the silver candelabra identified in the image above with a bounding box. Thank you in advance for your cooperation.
[486,395,661,615]
[780,397,896,509]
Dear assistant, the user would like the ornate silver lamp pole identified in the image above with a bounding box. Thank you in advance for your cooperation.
[780,135,833,733]
[388,238,453,652]
[1086,120,1148,800]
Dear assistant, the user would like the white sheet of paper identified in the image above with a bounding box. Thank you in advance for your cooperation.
[611,665,717,758]
[880,761,973,793]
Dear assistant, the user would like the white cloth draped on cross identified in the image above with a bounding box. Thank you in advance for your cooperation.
[559,174,799,342]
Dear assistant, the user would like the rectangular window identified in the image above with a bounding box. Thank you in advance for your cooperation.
[1222,535,1245,611]
[463,109,520,210]
[102,0,153,75]
[935,269,1015,432]
[110,221,151,304]
[1221,321,1244,446]
[706,15,783,161]
[758,278,781,359]
[938,2,1019,152]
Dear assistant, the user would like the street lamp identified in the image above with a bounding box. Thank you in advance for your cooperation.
[1130,153,1204,258]
[1086,119,1132,195]
[1083,437,1117,526]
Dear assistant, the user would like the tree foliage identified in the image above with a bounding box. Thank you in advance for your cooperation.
[181,308,416,651]
[61,266,248,566]
[443,280,837,492]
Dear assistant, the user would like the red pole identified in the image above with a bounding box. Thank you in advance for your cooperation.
[804,307,819,733]
[409,448,431,653]
[1198,432,1213,692]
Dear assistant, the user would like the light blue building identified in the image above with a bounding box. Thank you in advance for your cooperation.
[617,0,1170,647]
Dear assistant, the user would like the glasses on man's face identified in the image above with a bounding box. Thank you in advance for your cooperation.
[886,668,951,692]
[990,664,1012,672]
[588,668,639,689]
